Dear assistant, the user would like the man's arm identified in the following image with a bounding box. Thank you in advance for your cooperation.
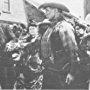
[57,21,79,84]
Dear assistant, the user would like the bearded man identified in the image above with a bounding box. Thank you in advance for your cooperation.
[38,3,79,88]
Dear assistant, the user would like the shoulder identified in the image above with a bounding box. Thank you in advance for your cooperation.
[62,21,74,32]
[62,21,73,28]
[55,21,74,31]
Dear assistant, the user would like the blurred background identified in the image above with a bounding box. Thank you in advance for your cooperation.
[0,0,90,26]
[26,0,84,19]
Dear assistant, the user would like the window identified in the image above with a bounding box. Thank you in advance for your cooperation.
[3,0,10,13]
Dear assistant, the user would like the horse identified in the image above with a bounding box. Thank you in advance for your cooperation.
[13,35,44,89]
[0,24,17,89]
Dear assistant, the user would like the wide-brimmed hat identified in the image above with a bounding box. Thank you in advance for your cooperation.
[38,3,69,12]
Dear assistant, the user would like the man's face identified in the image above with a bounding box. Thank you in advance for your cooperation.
[45,7,55,20]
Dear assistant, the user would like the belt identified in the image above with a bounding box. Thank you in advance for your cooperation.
[56,50,64,53]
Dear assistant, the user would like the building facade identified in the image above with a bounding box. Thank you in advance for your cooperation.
[84,0,90,24]
[0,0,27,26]
[84,0,90,18]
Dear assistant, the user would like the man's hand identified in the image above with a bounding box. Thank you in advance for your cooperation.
[66,73,74,85]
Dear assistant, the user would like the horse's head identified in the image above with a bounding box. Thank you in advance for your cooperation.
[0,24,14,44]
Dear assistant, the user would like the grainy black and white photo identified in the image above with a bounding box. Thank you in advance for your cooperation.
[0,0,90,89]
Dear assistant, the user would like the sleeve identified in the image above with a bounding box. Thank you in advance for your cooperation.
[66,23,79,76]
[58,21,79,76]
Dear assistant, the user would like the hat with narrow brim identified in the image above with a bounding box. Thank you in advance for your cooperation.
[38,3,69,12]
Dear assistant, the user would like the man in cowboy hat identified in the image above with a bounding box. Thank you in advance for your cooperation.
[38,2,79,88]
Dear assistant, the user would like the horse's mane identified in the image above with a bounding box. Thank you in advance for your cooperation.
[1,24,12,43]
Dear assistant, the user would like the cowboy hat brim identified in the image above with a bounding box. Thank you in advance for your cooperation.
[38,3,69,12]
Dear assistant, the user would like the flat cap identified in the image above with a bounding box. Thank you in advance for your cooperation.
[38,3,69,12]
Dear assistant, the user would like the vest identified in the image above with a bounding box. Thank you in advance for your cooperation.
[41,27,53,59]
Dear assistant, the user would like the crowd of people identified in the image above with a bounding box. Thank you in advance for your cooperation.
[0,2,90,89]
